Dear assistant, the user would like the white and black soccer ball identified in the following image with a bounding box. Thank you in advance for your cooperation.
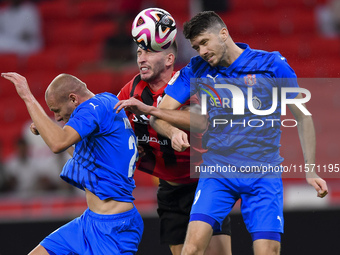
[131,8,177,52]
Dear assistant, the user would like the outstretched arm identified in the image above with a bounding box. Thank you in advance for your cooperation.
[150,95,208,152]
[288,93,328,198]
[114,95,208,132]
[2,72,81,153]
[30,122,75,157]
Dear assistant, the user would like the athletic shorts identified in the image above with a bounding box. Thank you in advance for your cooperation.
[157,179,231,245]
[40,205,144,255]
[190,176,284,235]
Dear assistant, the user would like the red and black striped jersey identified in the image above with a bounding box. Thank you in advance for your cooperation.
[118,73,205,184]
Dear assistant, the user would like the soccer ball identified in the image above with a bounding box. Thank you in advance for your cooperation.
[131,8,177,52]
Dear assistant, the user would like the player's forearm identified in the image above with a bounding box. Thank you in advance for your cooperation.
[24,98,73,153]
[149,107,207,132]
[150,116,181,139]
[296,115,316,176]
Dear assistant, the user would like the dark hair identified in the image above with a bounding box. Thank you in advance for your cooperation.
[183,11,226,40]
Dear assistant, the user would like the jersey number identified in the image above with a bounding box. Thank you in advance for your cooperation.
[128,135,138,177]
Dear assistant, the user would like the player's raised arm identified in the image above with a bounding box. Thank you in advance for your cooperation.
[149,94,208,132]
[2,72,81,153]
[288,93,328,198]
[115,94,208,133]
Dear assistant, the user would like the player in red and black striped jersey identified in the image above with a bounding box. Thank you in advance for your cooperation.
[118,72,203,184]
[116,41,232,255]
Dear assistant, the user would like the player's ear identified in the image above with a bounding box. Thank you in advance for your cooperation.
[166,53,175,67]
[220,27,229,42]
[69,93,78,105]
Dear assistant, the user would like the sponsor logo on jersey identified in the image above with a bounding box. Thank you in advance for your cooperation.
[132,114,149,124]
[137,135,168,145]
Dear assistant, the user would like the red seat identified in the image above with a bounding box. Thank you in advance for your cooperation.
[90,22,118,44]
[0,54,19,73]
[0,78,19,98]
[77,71,116,94]
[75,0,113,19]
[38,0,75,21]
[46,21,90,47]
[66,43,102,71]
[25,47,69,73]
[0,97,30,125]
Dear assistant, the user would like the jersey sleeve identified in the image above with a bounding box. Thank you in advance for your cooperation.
[273,53,299,99]
[66,103,101,139]
[165,63,196,104]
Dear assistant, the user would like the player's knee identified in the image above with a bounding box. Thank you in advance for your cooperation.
[182,243,204,255]
[253,239,280,255]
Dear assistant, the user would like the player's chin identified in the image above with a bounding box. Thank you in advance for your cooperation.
[140,73,152,82]
[207,58,218,67]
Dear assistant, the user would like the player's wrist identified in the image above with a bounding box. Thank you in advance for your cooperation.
[148,106,160,117]
[168,126,181,140]
[22,93,36,104]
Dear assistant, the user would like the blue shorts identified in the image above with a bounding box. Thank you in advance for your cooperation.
[190,176,284,235]
[40,206,144,255]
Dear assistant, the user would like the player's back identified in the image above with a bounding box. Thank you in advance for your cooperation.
[61,92,138,202]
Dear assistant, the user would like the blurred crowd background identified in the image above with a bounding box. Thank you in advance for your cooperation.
[0,0,339,223]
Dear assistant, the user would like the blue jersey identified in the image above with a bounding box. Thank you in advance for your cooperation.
[165,43,299,168]
[61,92,138,202]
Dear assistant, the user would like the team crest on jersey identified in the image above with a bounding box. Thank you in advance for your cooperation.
[168,71,180,85]
[244,74,257,86]
[252,96,262,109]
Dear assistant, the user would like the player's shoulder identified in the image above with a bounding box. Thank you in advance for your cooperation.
[121,73,142,91]
[181,55,210,77]
[118,73,147,99]
[249,47,288,66]
[77,93,115,112]
[189,55,208,69]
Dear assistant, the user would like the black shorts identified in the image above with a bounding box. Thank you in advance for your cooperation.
[157,179,231,245]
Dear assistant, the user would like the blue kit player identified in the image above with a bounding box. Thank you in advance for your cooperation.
[136,11,328,255]
[1,72,143,255]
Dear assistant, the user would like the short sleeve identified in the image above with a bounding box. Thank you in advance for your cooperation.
[273,53,299,99]
[165,65,193,104]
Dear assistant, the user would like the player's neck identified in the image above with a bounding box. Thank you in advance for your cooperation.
[220,41,244,67]
[79,92,96,105]
[148,71,173,92]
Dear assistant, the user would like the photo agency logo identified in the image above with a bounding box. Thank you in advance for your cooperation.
[198,76,312,128]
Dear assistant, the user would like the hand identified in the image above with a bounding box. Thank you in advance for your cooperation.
[171,130,190,152]
[30,122,40,135]
[1,72,33,101]
[114,97,153,115]
[306,173,328,198]
[137,145,146,158]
